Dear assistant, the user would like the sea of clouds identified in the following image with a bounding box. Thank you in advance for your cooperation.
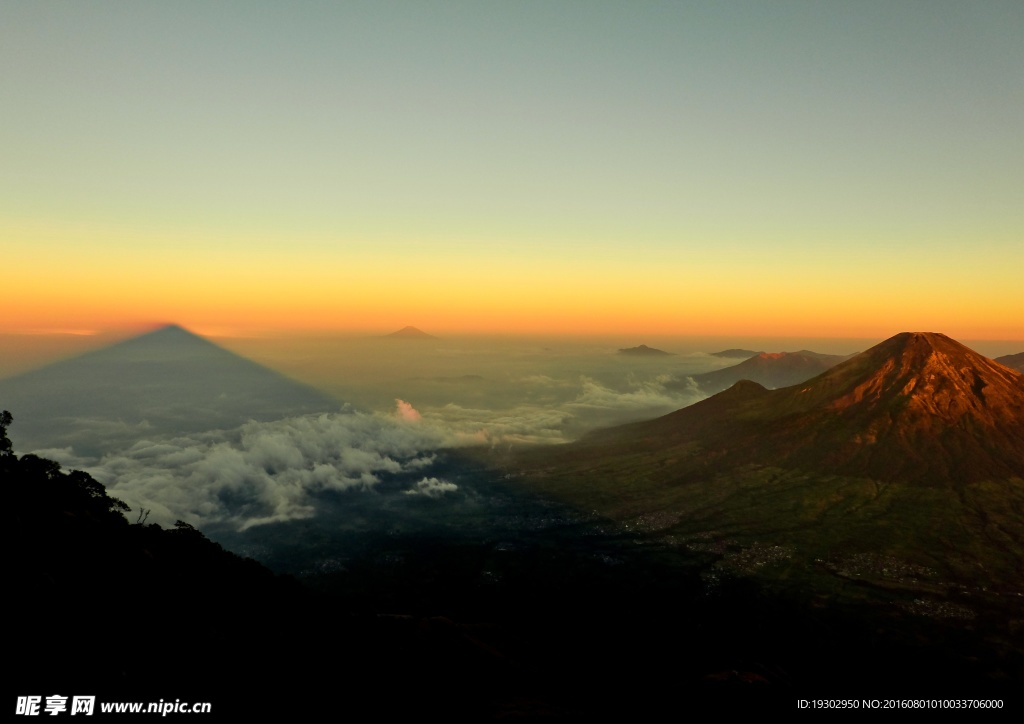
[36,372,707,531]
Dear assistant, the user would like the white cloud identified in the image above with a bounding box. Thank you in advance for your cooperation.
[49,373,707,532]
[568,374,704,412]
[422,403,571,445]
[84,411,452,531]
[395,399,422,422]
[404,477,458,497]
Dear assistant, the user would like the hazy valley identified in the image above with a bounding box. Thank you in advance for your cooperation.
[5,327,1023,715]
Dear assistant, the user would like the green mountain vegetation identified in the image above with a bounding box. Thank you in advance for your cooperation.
[496,333,1024,681]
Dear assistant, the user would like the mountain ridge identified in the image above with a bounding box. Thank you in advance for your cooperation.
[680,348,852,394]
[534,332,1024,486]
[995,351,1024,373]
[501,331,1024,597]
[618,344,672,356]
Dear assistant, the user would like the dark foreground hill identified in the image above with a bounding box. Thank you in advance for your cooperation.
[2,411,555,718]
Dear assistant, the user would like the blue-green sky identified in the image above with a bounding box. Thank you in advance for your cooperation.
[3,1,1022,338]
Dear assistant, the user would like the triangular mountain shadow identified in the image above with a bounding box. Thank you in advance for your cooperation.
[0,325,341,456]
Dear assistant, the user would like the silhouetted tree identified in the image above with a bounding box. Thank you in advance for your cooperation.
[1,410,14,479]
[3,410,129,524]
[18,453,64,480]
[0,409,12,456]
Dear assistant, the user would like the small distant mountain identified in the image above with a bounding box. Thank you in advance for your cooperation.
[0,324,339,456]
[709,349,758,359]
[995,352,1024,373]
[385,326,437,339]
[618,344,672,356]
[682,349,852,394]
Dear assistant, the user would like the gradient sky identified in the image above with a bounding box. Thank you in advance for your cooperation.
[3,1,1022,341]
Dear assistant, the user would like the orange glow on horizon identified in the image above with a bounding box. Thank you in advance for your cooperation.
[4,221,1022,343]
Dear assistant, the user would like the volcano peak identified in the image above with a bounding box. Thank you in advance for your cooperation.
[590,332,1024,485]
[818,332,1023,428]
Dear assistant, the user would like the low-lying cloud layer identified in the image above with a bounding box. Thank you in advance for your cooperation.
[34,368,709,531]
[42,407,452,530]
[569,373,700,412]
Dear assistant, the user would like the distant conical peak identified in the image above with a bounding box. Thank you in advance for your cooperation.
[385,326,437,338]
